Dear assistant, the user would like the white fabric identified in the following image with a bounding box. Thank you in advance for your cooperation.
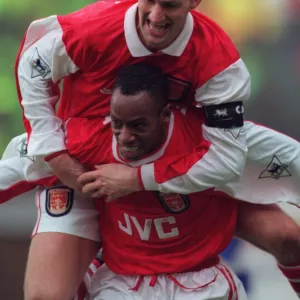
[218,121,300,205]
[141,121,300,206]
[18,16,79,157]
[195,58,251,106]
[0,133,52,189]
[124,3,194,57]
[141,124,247,193]
[2,120,300,206]
[88,263,247,300]
[32,187,100,242]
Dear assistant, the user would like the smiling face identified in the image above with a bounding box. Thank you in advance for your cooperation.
[137,0,201,51]
[110,88,169,161]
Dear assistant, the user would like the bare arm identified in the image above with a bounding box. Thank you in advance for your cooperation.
[236,201,300,265]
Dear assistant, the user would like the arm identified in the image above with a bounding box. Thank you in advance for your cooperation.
[25,186,100,300]
[139,31,250,193]
[16,15,79,157]
[16,15,91,190]
[236,202,300,265]
[236,201,300,298]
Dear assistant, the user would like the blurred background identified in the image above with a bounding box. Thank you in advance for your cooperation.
[0,0,300,299]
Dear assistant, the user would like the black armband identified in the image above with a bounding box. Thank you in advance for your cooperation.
[204,101,244,129]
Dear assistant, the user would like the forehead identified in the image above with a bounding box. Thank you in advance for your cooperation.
[111,89,157,119]
[141,0,186,4]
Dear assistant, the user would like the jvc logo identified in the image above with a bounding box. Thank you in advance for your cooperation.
[118,213,179,241]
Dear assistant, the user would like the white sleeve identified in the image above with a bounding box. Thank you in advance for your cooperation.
[17,16,79,157]
[140,59,250,194]
[216,121,300,206]
[33,186,100,242]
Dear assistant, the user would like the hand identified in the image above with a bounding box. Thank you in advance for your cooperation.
[47,152,89,192]
[77,163,142,201]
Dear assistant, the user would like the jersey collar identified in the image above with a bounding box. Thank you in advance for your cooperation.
[124,3,194,57]
[112,111,175,167]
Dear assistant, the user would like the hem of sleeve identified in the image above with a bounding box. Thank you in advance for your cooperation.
[31,229,101,243]
[137,167,145,190]
[44,150,68,162]
[140,163,159,191]
[27,133,67,157]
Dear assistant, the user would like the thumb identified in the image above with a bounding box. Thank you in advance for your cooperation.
[94,165,103,170]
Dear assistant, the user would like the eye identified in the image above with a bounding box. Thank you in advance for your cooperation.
[163,2,179,8]
[111,119,121,128]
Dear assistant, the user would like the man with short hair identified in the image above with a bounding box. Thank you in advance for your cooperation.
[3,63,300,299]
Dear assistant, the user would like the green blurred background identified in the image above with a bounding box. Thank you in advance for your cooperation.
[0,1,299,299]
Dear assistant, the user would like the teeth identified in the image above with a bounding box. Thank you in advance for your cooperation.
[149,23,166,32]
[122,146,138,152]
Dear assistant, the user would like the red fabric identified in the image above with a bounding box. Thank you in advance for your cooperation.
[0,176,57,204]
[278,263,300,293]
[44,150,68,162]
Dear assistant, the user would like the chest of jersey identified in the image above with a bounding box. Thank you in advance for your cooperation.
[58,42,198,121]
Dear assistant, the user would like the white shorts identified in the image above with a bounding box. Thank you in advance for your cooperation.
[88,263,247,300]
[32,186,100,242]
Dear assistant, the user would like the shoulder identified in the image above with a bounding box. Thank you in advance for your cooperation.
[57,1,135,46]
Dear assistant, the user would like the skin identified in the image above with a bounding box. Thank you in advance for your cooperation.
[24,233,99,300]
[49,0,202,192]
[110,88,169,161]
[137,0,202,52]
[79,88,170,199]
[236,202,300,265]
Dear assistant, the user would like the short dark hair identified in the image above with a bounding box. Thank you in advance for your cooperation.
[113,63,168,109]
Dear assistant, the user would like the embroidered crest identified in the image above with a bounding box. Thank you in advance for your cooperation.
[31,48,51,78]
[259,155,291,179]
[45,186,73,217]
[17,137,35,162]
[158,192,190,214]
[167,75,191,103]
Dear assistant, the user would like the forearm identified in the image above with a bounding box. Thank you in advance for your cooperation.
[236,202,300,265]
[139,124,247,194]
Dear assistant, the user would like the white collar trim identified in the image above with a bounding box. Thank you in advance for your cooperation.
[112,111,175,167]
[124,3,194,57]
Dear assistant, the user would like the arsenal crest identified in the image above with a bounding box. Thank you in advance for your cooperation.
[45,186,73,217]
[158,192,190,214]
[167,75,191,103]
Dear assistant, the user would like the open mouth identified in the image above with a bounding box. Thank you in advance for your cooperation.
[146,20,170,37]
[121,145,139,153]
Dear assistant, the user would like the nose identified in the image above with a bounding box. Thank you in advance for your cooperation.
[118,127,136,144]
[148,4,165,23]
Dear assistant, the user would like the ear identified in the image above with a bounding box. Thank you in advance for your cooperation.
[190,0,202,10]
[161,105,171,123]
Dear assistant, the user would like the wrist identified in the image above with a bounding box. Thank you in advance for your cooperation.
[131,167,143,192]
[136,167,145,191]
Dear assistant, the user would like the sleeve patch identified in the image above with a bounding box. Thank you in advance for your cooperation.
[45,186,74,217]
[31,48,51,78]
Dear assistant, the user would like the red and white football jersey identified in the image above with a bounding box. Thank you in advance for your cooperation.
[64,108,238,275]
[16,0,250,194]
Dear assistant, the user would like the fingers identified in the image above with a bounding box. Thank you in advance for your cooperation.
[78,170,101,185]
[81,180,102,194]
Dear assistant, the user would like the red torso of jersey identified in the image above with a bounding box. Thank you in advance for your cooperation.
[65,108,238,275]
[56,0,240,121]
